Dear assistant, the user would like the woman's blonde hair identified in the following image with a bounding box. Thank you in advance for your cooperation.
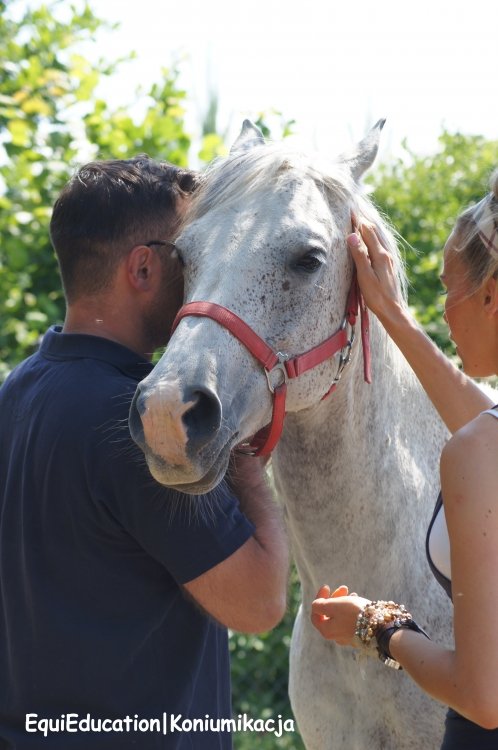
[454,169,498,291]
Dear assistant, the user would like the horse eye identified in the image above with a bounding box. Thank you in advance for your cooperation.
[293,252,323,274]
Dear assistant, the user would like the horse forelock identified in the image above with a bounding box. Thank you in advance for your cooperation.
[186,143,349,219]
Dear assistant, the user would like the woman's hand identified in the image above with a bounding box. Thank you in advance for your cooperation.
[347,222,406,325]
[311,584,370,647]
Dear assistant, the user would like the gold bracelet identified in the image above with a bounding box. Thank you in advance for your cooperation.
[355,600,413,647]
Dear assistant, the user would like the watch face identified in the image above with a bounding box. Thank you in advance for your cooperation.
[379,653,402,670]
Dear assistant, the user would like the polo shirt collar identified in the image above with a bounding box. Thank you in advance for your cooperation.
[39,326,154,380]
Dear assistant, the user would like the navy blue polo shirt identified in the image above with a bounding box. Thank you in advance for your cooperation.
[0,327,254,749]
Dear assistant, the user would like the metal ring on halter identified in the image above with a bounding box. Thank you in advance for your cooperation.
[332,324,355,384]
[265,352,289,393]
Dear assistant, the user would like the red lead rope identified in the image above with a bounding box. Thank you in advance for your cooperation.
[171,272,371,456]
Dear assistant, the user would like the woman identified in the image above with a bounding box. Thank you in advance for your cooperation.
[311,171,498,748]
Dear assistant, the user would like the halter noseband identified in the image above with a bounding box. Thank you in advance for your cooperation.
[171,271,371,456]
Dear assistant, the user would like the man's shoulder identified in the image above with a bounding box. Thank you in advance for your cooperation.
[0,350,46,411]
[1,344,136,447]
[1,348,40,381]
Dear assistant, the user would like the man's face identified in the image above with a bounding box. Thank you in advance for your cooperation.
[144,197,189,351]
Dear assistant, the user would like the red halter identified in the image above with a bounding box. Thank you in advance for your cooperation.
[171,271,371,456]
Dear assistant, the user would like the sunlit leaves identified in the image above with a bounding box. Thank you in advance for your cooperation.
[198,132,227,164]
[6,118,30,145]
[0,1,194,379]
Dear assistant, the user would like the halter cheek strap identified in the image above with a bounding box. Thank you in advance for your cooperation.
[171,271,371,456]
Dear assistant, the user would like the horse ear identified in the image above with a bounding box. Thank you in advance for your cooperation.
[230,119,265,154]
[341,119,386,182]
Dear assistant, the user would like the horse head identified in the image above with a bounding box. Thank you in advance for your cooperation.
[129,120,401,493]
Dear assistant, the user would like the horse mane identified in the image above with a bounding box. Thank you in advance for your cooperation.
[186,141,407,301]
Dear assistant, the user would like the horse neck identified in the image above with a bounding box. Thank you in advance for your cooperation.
[276,315,444,593]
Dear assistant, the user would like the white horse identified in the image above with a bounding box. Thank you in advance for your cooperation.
[129,121,453,749]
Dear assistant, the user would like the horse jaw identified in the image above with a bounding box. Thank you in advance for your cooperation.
[340,118,386,181]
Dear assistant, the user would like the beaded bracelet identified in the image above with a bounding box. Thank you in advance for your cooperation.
[355,600,430,670]
[355,600,413,647]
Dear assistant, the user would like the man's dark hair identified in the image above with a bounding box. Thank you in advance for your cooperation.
[50,155,199,302]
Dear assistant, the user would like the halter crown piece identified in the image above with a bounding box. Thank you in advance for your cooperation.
[472,194,498,259]
[171,270,372,457]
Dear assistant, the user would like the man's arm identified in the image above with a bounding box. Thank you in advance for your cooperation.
[184,455,289,633]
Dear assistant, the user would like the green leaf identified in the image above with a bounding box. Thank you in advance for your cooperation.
[7,118,30,146]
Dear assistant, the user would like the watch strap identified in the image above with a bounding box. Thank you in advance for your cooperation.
[376,619,430,670]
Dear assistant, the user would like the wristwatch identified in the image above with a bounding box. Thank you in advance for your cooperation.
[376,619,430,670]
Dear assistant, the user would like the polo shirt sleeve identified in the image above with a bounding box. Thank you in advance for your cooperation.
[92,437,256,585]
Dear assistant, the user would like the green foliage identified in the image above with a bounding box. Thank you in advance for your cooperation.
[369,133,498,351]
[83,73,192,165]
[255,110,296,140]
[0,0,108,379]
[0,1,196,381]
[198,90,227,163]
[230,565,305,750]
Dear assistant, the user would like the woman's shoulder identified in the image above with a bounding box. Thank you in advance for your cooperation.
[442,410,498,473]
[450,405,498,445]
[441,409,498,506]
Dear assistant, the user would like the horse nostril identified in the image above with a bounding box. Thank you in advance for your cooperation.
[182,388,222,441]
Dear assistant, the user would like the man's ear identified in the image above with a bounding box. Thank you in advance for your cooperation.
[127,245,156,291]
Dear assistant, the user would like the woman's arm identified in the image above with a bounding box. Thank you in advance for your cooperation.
[347,225,493,433]
[311,416,498,728]
[389,415,498,727]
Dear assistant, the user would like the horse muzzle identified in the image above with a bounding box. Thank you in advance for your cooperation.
[129,376,235,492]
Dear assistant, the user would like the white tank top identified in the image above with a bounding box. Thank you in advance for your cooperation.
[427,405,498,584]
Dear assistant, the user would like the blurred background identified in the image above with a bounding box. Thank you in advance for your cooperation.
[1,1,496,746]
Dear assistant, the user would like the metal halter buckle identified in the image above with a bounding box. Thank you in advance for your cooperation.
[265,352,289,393]
[333,322,355,385]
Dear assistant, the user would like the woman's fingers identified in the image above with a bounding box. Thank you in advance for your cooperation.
[346,231,368,264]
[331,585,349,598]
[360,222,387,263]
[315,584,331,599]
[347,228,382,310]
[313,584,348,603]
[347,222,388,271]
[311,593,367,644]
[347,220,404,321]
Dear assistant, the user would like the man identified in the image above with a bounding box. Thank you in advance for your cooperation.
[0,157,288,749]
